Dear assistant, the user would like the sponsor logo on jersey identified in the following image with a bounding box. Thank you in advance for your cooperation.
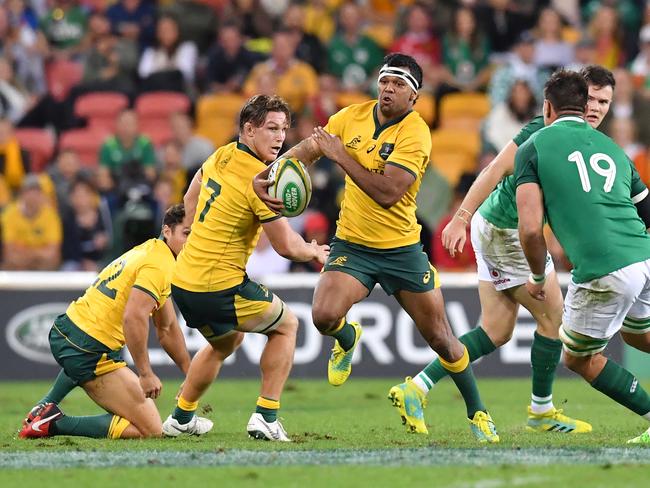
[379,143,395,160]
[489,268,501,279]
[6,303,68,364]
[631,379,638,393]
[423,271,431,284]
[366,144,376,153]
[345,135,362,149]
[329,256,348,267]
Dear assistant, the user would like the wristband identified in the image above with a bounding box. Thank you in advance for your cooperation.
[455,213,470,225]
[528,273,546,285]
[457,207,473,218]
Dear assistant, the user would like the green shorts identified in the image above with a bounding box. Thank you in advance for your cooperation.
[172,277,279,340]
[323,237,439,295]
[49,314,126,384]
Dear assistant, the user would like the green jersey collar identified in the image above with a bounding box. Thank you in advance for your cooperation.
[551,115,586,125]
[236,141,265,163]
[372,102,412,140]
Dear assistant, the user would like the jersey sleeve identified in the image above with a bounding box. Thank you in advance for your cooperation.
[246,183,282,223]
[133,257,172,308]
[513,116,544,147]
[514,138,540,187]
[629,157,649,203]
[385,121,431,179]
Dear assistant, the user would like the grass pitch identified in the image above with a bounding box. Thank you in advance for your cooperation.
[1,378,649,486]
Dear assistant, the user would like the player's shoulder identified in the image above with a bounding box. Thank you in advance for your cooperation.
[402,109,430,136]
[336,100,376,119]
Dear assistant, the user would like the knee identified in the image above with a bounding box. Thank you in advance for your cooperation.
[563,353,585,375]
[274,312,299,338]
[311,304,342,333]
[486,328,512,348]
[139,423,163,438]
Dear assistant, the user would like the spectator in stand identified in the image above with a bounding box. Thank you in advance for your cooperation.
[1,174,62,270]
[389,2,441,89]
[0,57,30,124]
[566,38,597,72]
[475,0,535,57]
[489,30,549,106]
[327,1,384,93]
[152,175,174,225]
[222,0,274,41]
[98,109,156,194]
[243,28,318,114]
[0,117,29,195]
[610,117,648,184]
[290,210,330,273]
[36,0,88,60]
[587,4,624,69]
[533,7,574,70]
[60,176,112,271]
[303,0,336,45]
[158,140,186,205]
[283,3,326,73]
[433,173,476,272]
[306,74,339,127]
[105,0,156,50]
[483,79,537,153]
[438,6,492,95]
[631,25,650,91]
[138,14,198,91]
[205,20,261,93]
[168,112,214,174]
[46,148,84,210]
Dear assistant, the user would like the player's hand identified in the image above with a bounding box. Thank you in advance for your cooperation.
[526,281,546,301]
[312,127,347,162]
[311,239,330,264]
[441,216,468,257]
[253,165,284,213]
[139,372,162,399]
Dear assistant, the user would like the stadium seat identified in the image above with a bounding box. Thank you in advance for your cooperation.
[335,91,373,110]
[135,92,191,120]
[59,128,109,168]
[140,119,173,147]
[429,128,480,186]
[438,92,490,131]
[414,92,435,127]
[195,93,245,148]
[14,128,56,173]
[45,60,83,102]
[74,92,129,133]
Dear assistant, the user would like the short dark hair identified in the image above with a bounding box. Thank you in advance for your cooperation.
[382,53,423,90]
[239,95,292,131]
[163,204,185,230]
[580,65,616,90]
[543,69,588,114]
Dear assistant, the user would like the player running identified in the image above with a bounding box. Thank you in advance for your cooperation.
[255,53,499,442]
[162,95,329,442]
[20,204,200,440]
[390,66,619,435]
[516,69,650,444]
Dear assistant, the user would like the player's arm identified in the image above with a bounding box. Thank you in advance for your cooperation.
[312,126,413,209]
[152,300,191,375]
[183,168,202,224]
[442,141,518,256]
[262,217,329,264]
[629,158,650,230]
[123,287,162,399]
[252,137,324,212]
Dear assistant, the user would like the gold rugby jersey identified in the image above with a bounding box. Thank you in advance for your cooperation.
[173,142,280,292]
[324,100,431,248]
[66,238,175,350]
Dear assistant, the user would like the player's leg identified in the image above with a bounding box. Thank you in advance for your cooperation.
[22,369,78,424]
[410,281,516,396]
[561,263,650,442]
[394,287,498,442]
[312,270,370,386]
[621,331,650,352]
[511,272,591,432]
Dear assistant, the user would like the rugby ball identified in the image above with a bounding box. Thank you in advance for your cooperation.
[268,157,312,217]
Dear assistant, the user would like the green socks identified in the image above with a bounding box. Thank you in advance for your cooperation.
[439,346,486,418]
[256,396,280,422]
[50,413,113,438]
[591,359,650,417]
[39,370,78,405]
[173,395,199,424]
[530,332,562,413]
[414,327,496,393]
[332,322,356,351]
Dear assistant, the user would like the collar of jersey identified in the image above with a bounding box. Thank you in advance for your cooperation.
[236,141,265,163]
[551,115,585,125]
[372,102,412,140]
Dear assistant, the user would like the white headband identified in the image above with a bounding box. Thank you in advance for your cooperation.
[378,65,420,93]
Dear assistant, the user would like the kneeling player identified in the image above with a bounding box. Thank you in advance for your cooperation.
[19,205,209,440]
[162,95,328,441]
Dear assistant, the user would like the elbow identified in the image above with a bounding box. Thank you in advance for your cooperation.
[518,224,541,243]
[377,191,402,209]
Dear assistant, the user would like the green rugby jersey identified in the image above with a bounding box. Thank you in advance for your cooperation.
[478,116,544,229]
[514,116,650,283]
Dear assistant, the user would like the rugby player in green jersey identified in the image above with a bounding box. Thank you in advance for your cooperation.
[516,69,650,444]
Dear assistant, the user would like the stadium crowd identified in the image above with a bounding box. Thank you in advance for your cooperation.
[1,0,649,273]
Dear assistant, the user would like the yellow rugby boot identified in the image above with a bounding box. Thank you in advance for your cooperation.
[387,377,428,434]
[469,411,500,443]
[327,322,362,386]
[526,406,592,433]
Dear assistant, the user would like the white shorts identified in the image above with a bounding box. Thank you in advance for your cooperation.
[561,259,650,356]
[471,212,554,291]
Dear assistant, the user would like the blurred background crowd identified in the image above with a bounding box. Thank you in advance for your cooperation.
[0,0,649,276]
